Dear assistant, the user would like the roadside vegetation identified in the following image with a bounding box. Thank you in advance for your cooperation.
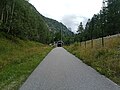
[0,32,52,90]
[65,34,120,85]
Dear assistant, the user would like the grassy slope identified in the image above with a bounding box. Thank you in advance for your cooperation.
[0,32,52,90]
[65,34,120,85]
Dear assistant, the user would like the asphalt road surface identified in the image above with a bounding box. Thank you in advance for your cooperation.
[20,47,120,90]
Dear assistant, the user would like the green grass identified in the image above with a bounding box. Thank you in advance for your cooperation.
[0,32,52,90]
[65,34,120,85]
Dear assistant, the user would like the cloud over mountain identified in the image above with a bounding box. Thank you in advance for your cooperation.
[61,14,88,32]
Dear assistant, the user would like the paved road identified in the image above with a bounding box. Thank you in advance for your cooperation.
[20,47,120,90]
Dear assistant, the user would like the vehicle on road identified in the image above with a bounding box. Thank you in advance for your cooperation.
[57,41,63,47]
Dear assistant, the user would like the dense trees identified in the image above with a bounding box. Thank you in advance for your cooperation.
[107,0,120,35]
[0,0,74,44]
[0,0,51,43]
[75,0,120,45]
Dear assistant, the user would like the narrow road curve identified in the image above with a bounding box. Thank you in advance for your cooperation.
[20,47,120,90]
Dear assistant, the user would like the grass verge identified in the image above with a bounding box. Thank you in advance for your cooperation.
[0,32,52,90]
[65,34,120,85]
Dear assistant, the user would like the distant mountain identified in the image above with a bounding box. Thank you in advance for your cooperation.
[42,16,74,36]
[41,16,74,44]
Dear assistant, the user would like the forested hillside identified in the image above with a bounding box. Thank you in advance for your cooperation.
[0,0,52,44]
[0,0,74,44]
[43,16,74,44]
[0,1,54,89]
[43,16,73,36]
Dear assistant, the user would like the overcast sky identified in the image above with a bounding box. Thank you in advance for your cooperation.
[29,0,103,32]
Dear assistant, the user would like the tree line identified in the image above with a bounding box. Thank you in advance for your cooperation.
[0,0,54,44]
[75,0,120,47]
[0,0,74,44]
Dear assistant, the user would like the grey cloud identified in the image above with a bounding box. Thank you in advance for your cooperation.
[61,14,88,32]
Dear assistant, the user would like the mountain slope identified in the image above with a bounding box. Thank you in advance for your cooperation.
[43,17,73,36]
[42,16,74,44]
[0,0,50,43]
